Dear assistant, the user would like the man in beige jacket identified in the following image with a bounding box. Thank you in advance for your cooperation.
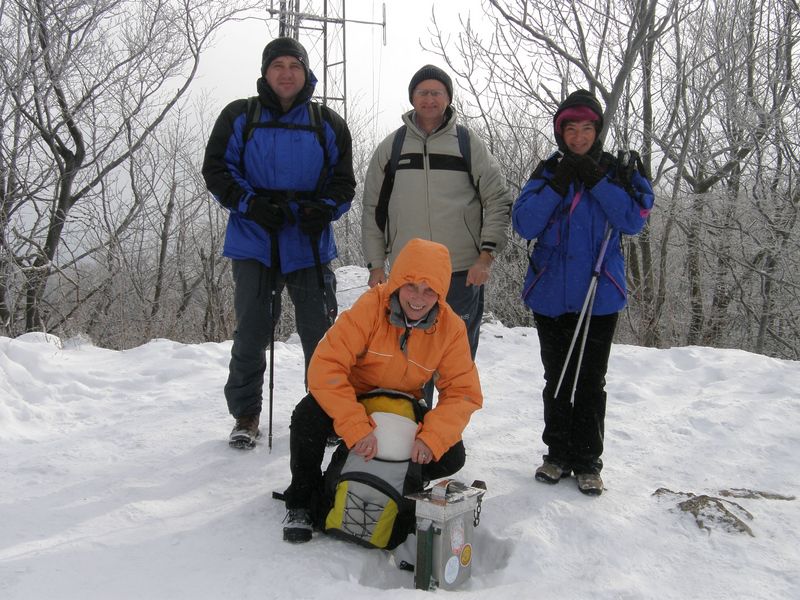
[361,65,511,377]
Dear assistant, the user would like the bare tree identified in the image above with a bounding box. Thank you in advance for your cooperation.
[0,0,260,337]
[45,99,233,349]
[651,0,799,355]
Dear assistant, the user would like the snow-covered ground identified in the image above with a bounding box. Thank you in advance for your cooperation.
[1,265,798,599]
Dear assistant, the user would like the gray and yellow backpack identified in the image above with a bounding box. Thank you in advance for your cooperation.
[322,390,426,550]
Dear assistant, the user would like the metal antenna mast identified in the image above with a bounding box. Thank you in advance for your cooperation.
[266,1,386,120]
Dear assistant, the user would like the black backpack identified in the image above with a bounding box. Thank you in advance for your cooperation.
[375,124,474,233]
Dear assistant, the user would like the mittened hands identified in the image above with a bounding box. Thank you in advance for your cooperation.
[574,154,606,188]
[298,203,336,235]
[548,154,578,195]
[246,195,291,233]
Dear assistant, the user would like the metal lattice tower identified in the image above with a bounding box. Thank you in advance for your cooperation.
[266,1,385,120]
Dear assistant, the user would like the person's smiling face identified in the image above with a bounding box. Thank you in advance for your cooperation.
[398,281,438,321]
[562,120,597,155]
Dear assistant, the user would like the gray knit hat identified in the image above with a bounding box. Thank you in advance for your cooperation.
[261,37,309,76]
[408,65,453,104]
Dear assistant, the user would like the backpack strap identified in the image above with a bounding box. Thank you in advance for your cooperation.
[240,98,331,202]
[244,96,261,142]
[239,96,261,175]
[307,102,331,201]
[456,124,476,190]
[375,125,408,232]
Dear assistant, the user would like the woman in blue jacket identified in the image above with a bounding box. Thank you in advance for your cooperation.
[202,37,356,449]
[512,89,654,495]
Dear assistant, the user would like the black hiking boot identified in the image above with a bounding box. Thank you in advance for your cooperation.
[283,508,313,543]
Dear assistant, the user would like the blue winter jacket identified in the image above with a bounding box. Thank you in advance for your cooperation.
[512,152,654,317]
[202,73,356,273]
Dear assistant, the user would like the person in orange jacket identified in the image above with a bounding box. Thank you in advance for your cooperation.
[282,238,483,543]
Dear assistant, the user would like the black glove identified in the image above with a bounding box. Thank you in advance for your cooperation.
[574,154,606,188]
[246,195,292,233]
[298,203,336,235]
[548,154,577,195]
[613,150,639,191]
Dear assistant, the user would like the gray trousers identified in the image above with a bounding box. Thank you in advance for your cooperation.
[224,259,337,418]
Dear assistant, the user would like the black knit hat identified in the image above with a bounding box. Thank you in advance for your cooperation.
[408,65,453,104]
[261,37,309,76]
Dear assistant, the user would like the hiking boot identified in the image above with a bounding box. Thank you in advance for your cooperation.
[229,413,260,449]
[576,472,604,496]
[283,508,313,543]
[535,461,570,484]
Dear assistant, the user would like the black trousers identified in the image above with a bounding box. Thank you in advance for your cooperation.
[284,393,466,511]
[224,259,337,419]
[533,312,618,475]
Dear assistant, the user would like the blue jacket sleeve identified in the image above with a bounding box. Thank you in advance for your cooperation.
[512,172,563,241]
[593,170,654,235]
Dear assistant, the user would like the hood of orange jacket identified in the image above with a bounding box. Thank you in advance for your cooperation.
[386,238,451,301]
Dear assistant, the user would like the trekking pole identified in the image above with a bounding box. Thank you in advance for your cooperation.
[568,281,599,406]
[309,230,335,327]
[268,233,279,452]
[553,225,613,404]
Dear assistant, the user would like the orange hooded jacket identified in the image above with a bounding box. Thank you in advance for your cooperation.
[308,238,483,460]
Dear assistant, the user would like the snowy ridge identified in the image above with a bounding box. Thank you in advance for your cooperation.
[1,267,798,599]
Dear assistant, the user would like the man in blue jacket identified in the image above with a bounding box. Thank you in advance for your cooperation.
[203,37,356,449]
[512,89,654,494]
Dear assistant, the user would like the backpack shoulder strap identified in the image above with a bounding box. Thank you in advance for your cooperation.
[239,97,262,176]
[243,96,261,143]
[308,102,325,142]
[307,101,331,200]
[241,99,331,201]
[375,125,408,233]
[456,124,476,190]
[387,125,408,178]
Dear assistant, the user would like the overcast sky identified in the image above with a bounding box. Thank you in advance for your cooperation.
[195,0,485,140]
